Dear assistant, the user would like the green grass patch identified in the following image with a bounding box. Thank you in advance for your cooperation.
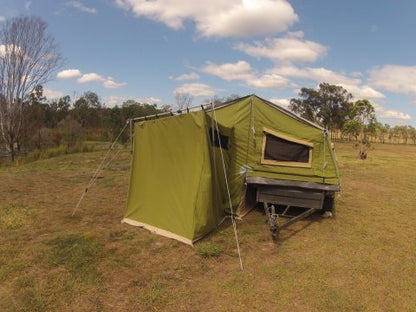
[142,280,167,306]
[222,273,254,297]
[25,142,96,163]
[0,204,29,230]
[44,233,103,284]
[195,243,222,258]
[109,230,135,241]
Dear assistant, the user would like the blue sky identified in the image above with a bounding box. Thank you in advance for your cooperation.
[1,0,416,126]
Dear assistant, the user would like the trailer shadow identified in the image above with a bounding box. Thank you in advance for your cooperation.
[200,205,328,248]
[252,205,326,244]
[276,214,322,243]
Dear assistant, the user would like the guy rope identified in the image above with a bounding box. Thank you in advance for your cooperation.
[72,120,129,216]
[211,103,244,271]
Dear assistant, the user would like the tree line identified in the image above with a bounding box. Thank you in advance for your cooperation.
[1,82,415,162]
[4,86,169,159]
[289,83,416,158]
[1,16,414,162]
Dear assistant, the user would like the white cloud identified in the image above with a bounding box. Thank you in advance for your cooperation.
[202,60,287,90]
[381,110,411,120]
[115,0,298,38]
[0,16,6,23]
[247,73,287,89]
[201,62,383,96]
[77,72,126,89]
[103,79,127,89]
[170,72,200,81]
[369,65,416,98]
[269,65,385,100]
[174,83,215,97]
[234,31,327,63]
[274,65,361,86]
[66,1,97,14]
[199,0,298,38]
[136,97,163,104]
[105,96,126,107]
[202,60,253,81]
[340,84,385,100]
[58,69,125,89]
[57,69,82,79]
[77,72,104,83]
[269,97,290,109]
[373,103,411,121]
[43,88,64,99]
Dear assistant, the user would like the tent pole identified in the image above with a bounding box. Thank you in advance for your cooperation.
[129,119,133,155]
[322,130,326,184]
[210,102,219,212]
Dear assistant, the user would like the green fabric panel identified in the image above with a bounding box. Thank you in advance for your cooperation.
[125,94,340,233]
[211,98,252,212]
[192,150,224,240]
[323,133,340,184]
[205,114,233,214]
[247,97,339,184]
[125,112,221,241]
[192,113,230,240]
[209,95,340,214]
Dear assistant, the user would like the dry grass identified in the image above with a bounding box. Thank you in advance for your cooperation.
[0,142,415,311]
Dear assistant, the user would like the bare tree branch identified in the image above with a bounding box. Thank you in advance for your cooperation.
[0,16,63,160]
[175,92,193,111]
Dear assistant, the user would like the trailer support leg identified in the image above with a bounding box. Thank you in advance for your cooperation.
[263,202,317,240]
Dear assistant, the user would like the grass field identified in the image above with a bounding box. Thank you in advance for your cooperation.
[0,142,415,311]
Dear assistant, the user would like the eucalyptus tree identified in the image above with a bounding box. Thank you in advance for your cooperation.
[290,83,353,133]
[375,122,390,144]
[408,126,416,144]
[71,91,102,128]
[343,99,377,159]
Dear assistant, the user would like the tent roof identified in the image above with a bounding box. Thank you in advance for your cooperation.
[131,94,325,131]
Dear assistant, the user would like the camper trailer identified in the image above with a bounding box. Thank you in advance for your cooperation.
[123,95,340,244]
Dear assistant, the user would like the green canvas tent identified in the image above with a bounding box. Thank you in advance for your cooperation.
[123,95,340,245]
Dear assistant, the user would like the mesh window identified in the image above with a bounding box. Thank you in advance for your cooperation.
[209,128,229,150]
[264,133,310,163]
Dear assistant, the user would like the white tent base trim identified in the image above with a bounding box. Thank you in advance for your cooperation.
[121,218,193,246]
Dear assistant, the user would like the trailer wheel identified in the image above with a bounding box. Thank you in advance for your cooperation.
[322,195,335,217]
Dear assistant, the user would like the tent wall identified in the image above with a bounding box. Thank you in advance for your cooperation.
[212,96,339,215]
[123,111,225,244]
[247,97,338,184]
[208,97,253,212]
[205,114,233,214]
[124,94,340,242]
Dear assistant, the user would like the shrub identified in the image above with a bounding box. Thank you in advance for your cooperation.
[25,143,95,163]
